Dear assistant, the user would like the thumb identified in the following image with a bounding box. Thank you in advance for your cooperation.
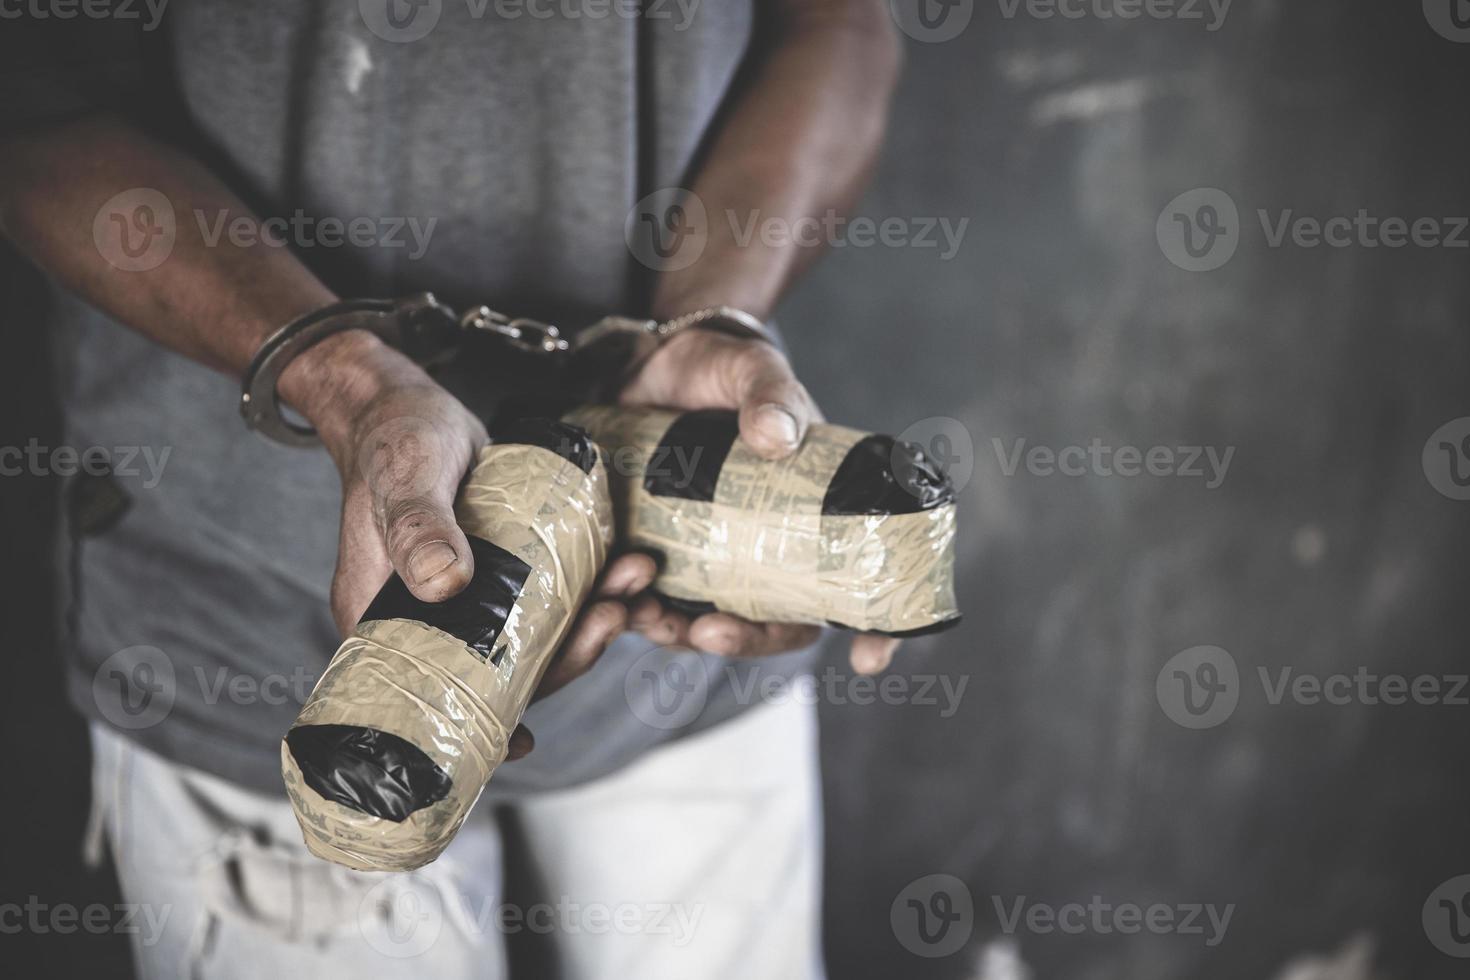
[734,344,819,460]
[381,492,475,603]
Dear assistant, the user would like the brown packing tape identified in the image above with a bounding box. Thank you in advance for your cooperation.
[282,440,612,872]
[564,406,959,634]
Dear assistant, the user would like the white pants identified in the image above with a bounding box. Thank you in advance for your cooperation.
[87,696,824,980]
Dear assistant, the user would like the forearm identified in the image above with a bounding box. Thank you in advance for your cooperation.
[650,0,902,321]
[0,113,410,444]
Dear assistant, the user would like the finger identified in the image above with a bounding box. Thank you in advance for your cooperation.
[627,595,691,647]
[689,612,820,658]
[627,594,665,630]
[380,492,475,603]
[733,345,818,460]
[534,599,628,700]
[594,553,657,599]
[849,633,901,675]
[505,724,535,762]
[330,484,393,635]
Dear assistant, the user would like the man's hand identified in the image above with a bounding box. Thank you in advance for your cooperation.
[299,333,656,760]
[617,327,900,675]
[615,0,901,673]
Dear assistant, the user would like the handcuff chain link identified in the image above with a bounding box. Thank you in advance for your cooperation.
[459,305,571,356]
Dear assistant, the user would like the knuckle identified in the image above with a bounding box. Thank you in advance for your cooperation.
[727,343,778,390]
[740,342,787,379]
[759,374,804,405]
[588,600,628,636]
[382,498,451,546]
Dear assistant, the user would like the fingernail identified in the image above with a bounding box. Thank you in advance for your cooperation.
[756,404,799,448]
[408,541,457,584]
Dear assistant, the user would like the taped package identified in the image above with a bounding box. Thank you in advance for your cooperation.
[281,419,612,872]
[563,405,960,636]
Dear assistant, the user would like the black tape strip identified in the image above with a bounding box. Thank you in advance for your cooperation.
[644,410,739,501]
[285,724,452,822]
[821,435,955,516]
[489,416,597,474]
[359,536,531,664]
[826,614,963,638]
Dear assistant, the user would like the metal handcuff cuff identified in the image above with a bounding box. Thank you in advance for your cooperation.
[239,293,772,447]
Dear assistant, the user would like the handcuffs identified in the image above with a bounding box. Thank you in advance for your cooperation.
[239,293,771,447]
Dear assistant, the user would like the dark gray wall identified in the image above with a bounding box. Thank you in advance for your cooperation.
[791,2,1470,978]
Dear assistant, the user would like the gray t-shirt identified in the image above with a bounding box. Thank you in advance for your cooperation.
[9,0,819,797]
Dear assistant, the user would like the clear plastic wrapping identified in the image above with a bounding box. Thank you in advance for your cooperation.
[563,406,960,636]
[281,420,612,871]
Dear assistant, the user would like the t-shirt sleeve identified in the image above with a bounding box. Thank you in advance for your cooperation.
[0,17,151,132]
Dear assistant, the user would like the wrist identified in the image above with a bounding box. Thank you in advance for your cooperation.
[277,329,424,448]
[649,290,772,324]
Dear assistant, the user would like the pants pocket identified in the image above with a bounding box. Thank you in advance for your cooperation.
[195,827,384,941]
